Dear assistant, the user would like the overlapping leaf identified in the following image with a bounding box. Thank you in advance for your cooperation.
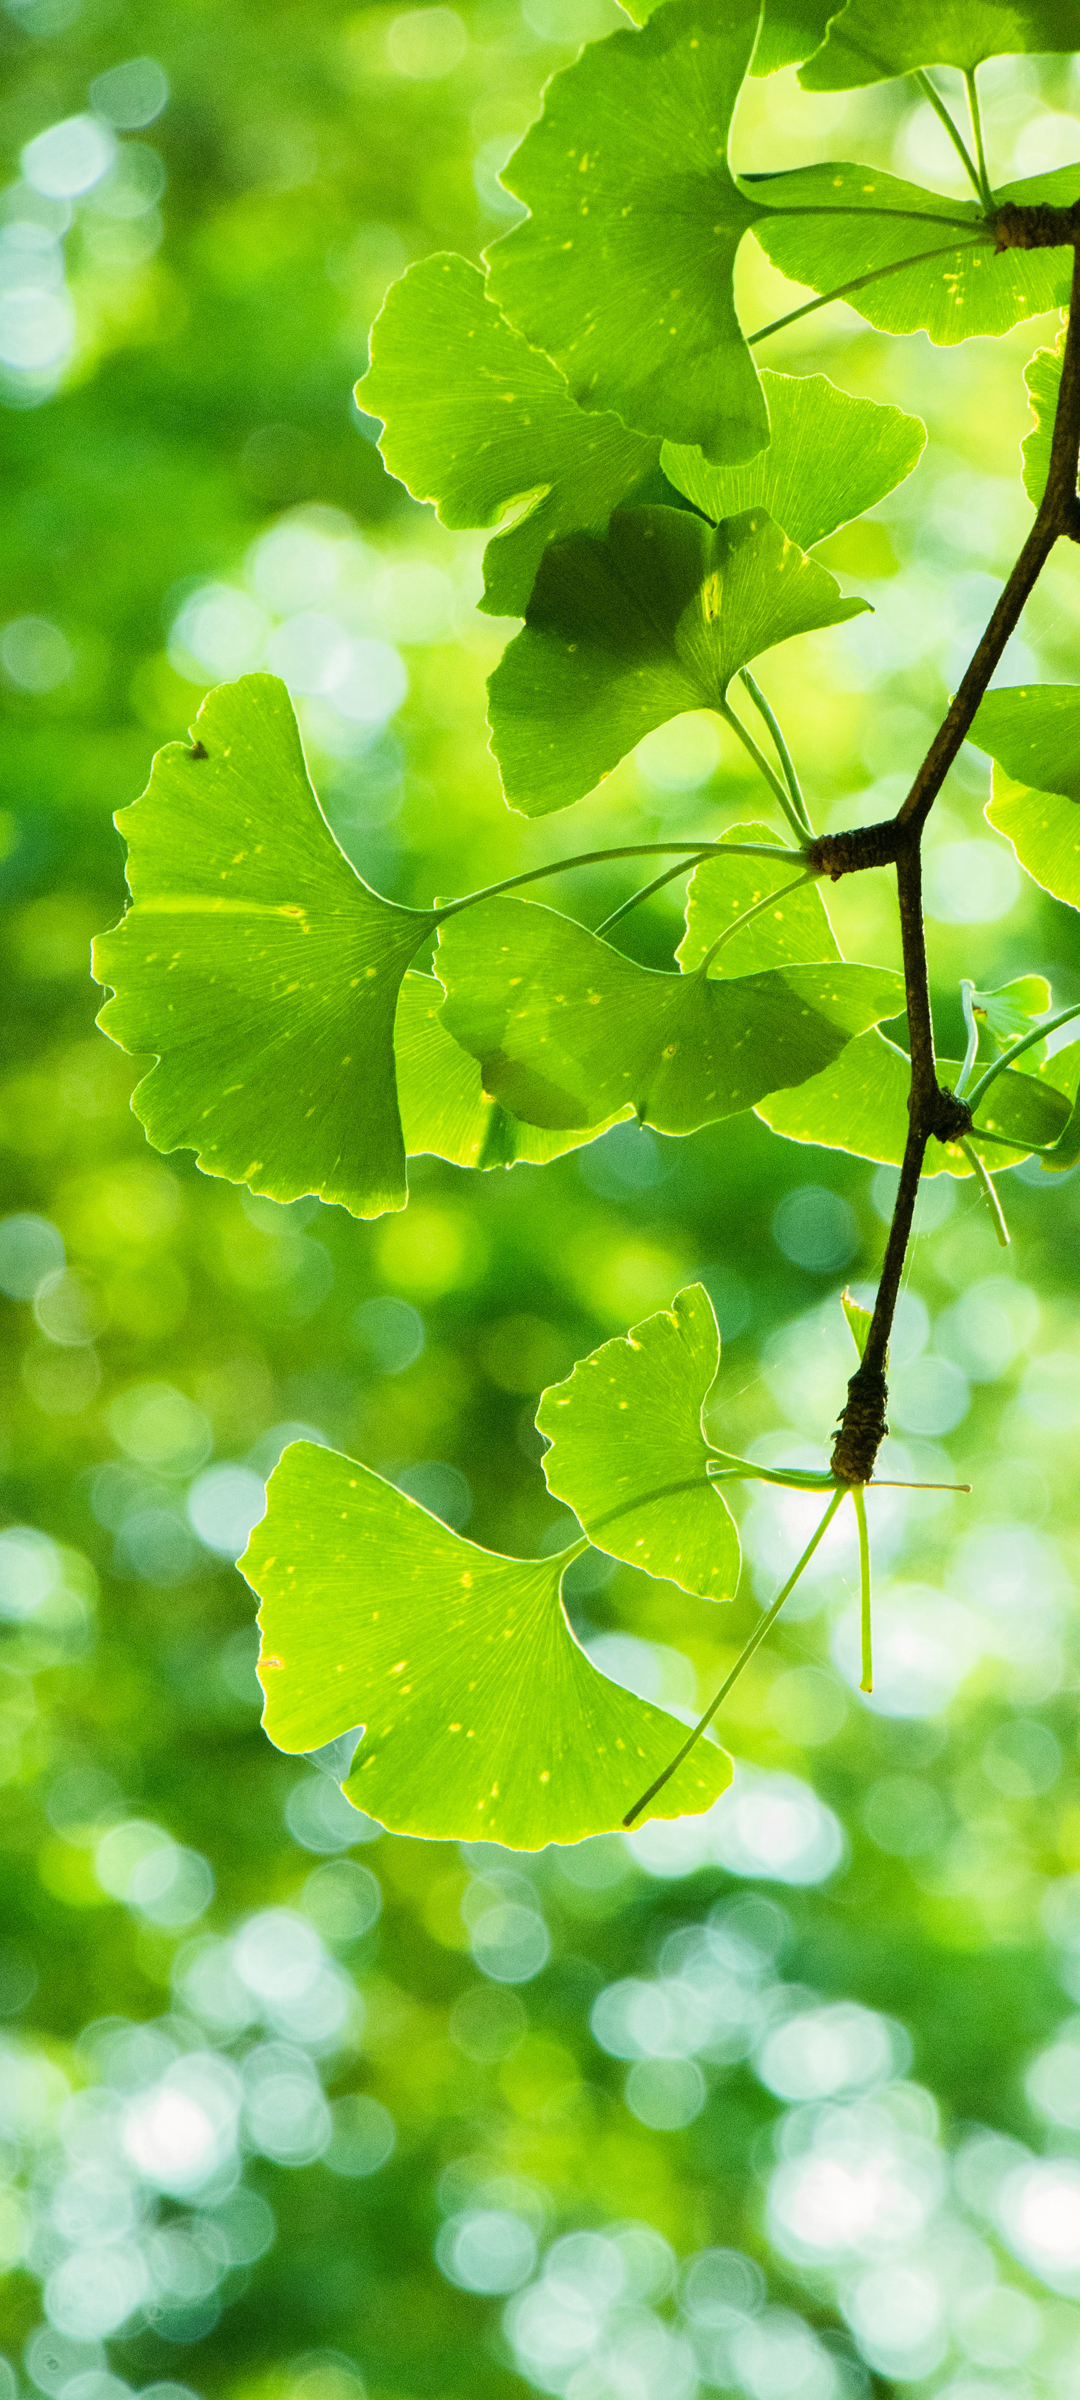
[488,505,867,815]
[800,0,1075,86]
[537,1284,739,1599]
[486,0,768,463]
[359,254,659,619]
[436,896,904,1133]
[395,972,632,1167]
[243,1442,731,1845]
[970,976,1051,1073]
[972,686,1080,911]
[677,822,840,975]
[662,371,925,548]
[751,164,1078,344]
[619,0,835,75]
[92,677,434,1218]
[757,1028,1073,1167]
[1022,333,1063,510]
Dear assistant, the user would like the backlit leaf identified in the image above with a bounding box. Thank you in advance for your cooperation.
[92,677,434,1219]
[359,254,658,618]
[488,505,867,815]
[677,822,840,975]
[757,1028,1072,1168]
[800,0,1076,86]
[973,688,1080,911]
[663,371,925,549]
[486,0,769,463]
[751,163,1078,344]
[1036,1046,1080,1173]
[537,1284,739,1599]
[1022,332,1062,510]
[395,971,632,1167]
[970,976,1051,1074]
[436,896,904,1133]
[753,0,838,74]
[842,1288,874,1358]
[244,1442,731,1845]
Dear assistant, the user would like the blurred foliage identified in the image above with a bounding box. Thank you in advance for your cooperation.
[4,5,1080,2400]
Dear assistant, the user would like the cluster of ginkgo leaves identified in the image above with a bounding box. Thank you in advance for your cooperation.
[93,0,1080,1845]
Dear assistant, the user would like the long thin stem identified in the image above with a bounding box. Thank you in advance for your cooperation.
[696,870,818,975]
[594,852,714,938]
[740,670,812,834]
[964,1000,1080,1109]
[955,978,980,1097]
[622,1489,845,1828]
[432,838,800,926]
[915,68,986,205]
[719,698,811,840]
[748,239,986,348]
[961,1138,1010,1245]
[964,67,994,211]
[853,1484,872,1694]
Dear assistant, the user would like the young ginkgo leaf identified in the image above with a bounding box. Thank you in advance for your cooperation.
[536,1284,739,1599]
[750,163,1078,345]
[359,254,658,620]
[92,677,435,1219]
[436,896,904,1133]
[485,0,769,464]
[662,372,926,550]
[395,971,633,1167]
[971,976,1052,1074]
[842,1288,874,1359]
[757,1029,1072,1167]
[677,823,840,976]
[243,1442,731,1845]
[1022,333,1063,510]
[487,505,867,815]
[799,0,1076,87]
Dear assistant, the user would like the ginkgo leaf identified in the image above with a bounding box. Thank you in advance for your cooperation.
[756,1028,1072,1168]
[842,1288,874,1358]
[986,769,1080,913]
[485,0,769,464]
[662,371,925,549]
[395,971,633,1167]
[436,896,904,1133]
[1037,1049,1080,1173]
[971,976,1051,1074]
[750,163,1078,345]
[243,1442,731,1845]
[488,505,867,815]
[800,0,1075,86]
[677,822,840,976]
[1022,332,1062,509]
[537,1284,740,1600]
[753,0,838,74]
[92,676,435,1219]
[359,253,658,619]
[973,687,1080,910]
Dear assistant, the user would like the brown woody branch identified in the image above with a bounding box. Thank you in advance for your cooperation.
[820,221,1080,1484]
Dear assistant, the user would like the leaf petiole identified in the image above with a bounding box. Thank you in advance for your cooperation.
[914,68,986,207]
[853,1482,872,1692]
[955,977,980,1097]
[960,1138,1010,1245]
[963,1001,1080,1109]
[719,698,812,841]
[595,853,715,938]
[623,1488,845,1828]
[695,868,820,976]
[964,69,994,212]
[748,238,986,348]
[432,839,803,928]
[740,669,813,835]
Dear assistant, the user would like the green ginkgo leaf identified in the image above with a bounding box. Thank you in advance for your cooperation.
[677,823,840,975]
[841,1287,874,1358]
[488,505,867,815]
[243,1442,731,1846]
[662,371,925,549]
[395,971,632,1167]
[972,688,1080,910]
[1022,332,1062,509]
[358,254,658,619]
[799,0,1075,86]
[753,0,838,74]
[750,163,1078,345]
[986,770,1080,913]
[757,1028,1072,1167]
[92,676,434,1219]
[537,1283,739,1600]
[485,0,769,463]
[971,976,1051,1073]
[436,896,904,1133]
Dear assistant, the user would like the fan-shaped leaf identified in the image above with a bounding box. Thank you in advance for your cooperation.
[395,971,632,1167]
[244,1442,731,1845]
[800,0,1075,87]
[663,371,925,548]
[436,897,904,1133]
[757,1028,1072,1167]
[972,686,1080,911]
[751,163,1078,344]
[1022,333,1062,510]
[677,822,841,975]
[486,0,768,464]
[537,1284,739,1600]
[753,0,838,74]
[488,505,867,815]
[359,254,658,619]
[92,677,434,1219]
[970,976,1051,1074]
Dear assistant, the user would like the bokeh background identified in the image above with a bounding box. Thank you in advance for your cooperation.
[3,6,1080,2398]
